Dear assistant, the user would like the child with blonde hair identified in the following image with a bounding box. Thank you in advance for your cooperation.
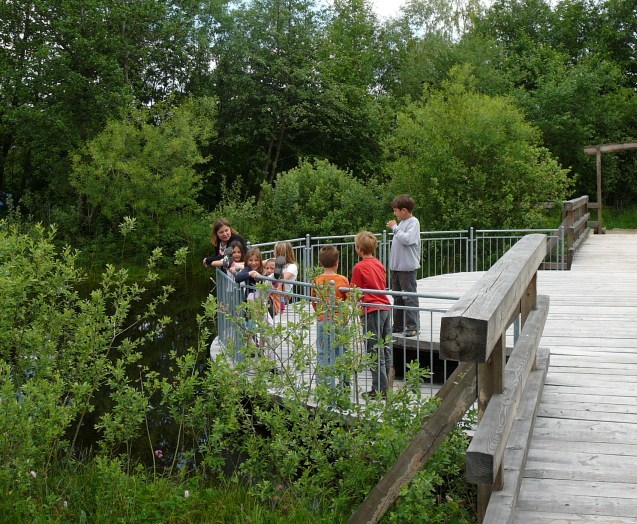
[273,241,298,311]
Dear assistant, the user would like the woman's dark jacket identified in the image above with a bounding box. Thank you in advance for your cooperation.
[204,234,247,266]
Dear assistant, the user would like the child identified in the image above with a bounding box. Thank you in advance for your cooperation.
[263,258,282,317]
[312,246,349,388]
[234,248,274,356]
[273,241,298,310]
[234,247,263,288]
[227,240,246,277]
[386,194,421,337]
[350,231,392,399]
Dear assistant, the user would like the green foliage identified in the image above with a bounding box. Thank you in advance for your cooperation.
[514,55,637,204]
[70,97,216,255]
[0,0,217,215]
[0,219,474,521]
[241,159,387,241]
[385,67,571,230]
[603,205,637,229]
[0,220,176,497]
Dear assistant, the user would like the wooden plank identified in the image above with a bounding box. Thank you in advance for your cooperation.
[515,510,637,523]
[523,450,637,483]
[583,141,637,154]
[562,195,590,211]
[482,347,550,524]
[540,390,637,406]
[520,477,637,500]
[541,385,637,403]
[528,438,637,456]
[348,361,476,524]
[538,406,637,424]
[440,234,546,362]
[466,297,549,484]
[516,484,637,519]
[531,418,637,445]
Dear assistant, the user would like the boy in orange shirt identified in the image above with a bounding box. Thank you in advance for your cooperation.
[312,246,349,388]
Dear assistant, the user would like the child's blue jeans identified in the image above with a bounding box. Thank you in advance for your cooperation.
[316,319,346,388]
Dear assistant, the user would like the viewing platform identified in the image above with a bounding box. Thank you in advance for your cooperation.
[210,197,637,521]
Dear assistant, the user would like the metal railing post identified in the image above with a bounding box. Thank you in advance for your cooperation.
[382,229,389,288]
[304,234,312,297]
[558,225,565,270]
[469,227,474,272]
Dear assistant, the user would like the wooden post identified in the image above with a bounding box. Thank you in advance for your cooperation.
[596,148,603,234]
[583,141,637,234]
[476,334,506,522]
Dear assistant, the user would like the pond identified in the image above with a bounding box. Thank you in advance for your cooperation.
[74,266,216,465]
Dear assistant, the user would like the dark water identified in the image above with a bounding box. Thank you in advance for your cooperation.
[74,267,215,465]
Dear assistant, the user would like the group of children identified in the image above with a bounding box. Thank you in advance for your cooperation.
[311,195,420,399]
[234,241,299,318]
[207,195,421,401]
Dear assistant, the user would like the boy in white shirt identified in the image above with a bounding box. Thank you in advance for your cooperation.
[386,194,421,337]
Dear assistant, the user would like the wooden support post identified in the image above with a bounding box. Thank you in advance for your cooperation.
[583,141,637,234]
[476,334,506,522]
[596,148,603,234]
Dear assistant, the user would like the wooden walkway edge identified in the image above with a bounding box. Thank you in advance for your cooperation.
[417,232,637,523]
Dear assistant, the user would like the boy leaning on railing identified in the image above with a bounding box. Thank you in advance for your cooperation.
[312,246,350,389]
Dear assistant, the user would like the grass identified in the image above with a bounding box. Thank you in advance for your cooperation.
[4,459,332,524]
[601,205,637,230]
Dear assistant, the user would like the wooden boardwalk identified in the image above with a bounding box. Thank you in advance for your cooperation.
[516,232,637,523]
[419,233,637,522]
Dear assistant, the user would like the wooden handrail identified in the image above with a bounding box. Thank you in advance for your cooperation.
[439,234,546,363]
[561,195,590,269]
[439,234,549,522]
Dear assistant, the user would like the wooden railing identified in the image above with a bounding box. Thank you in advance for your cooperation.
[350,234,551,523]
[440,234,550,522]
[562,195,591,269]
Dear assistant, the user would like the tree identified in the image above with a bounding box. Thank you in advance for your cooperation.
[314,0,390,174]
[209,0,325,195]
[515,55,636,204]
[253,159,386,240]
[0,0,219,217]
[70,97,215,251]
[384,67,571,230]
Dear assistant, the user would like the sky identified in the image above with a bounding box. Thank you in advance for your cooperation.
[370,0,406,20]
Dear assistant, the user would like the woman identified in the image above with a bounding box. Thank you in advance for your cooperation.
[202,218,247,269]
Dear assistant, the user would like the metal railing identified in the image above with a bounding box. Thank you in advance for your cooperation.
[247,227,566,289]
[214,227,564,403]
[213,269,461,400]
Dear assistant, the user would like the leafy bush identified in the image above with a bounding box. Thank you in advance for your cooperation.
[215,159,388,243]
[385,66,571,231]
[0,220,474,522]
[0,220,176,500]
[70,97,216,255]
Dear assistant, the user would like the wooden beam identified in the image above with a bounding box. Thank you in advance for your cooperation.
[439,234,546,363]
[465,296,550,485]
[482,346,550,524]
[583,141,637,155]
[348,362,477,524]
